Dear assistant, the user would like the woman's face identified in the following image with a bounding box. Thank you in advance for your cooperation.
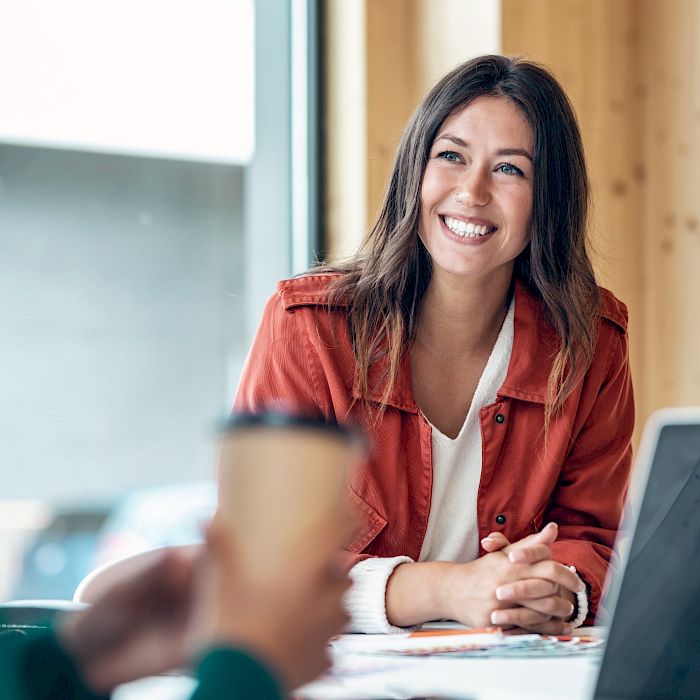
[418,96,534,284]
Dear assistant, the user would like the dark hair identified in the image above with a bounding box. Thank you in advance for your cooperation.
[320,54,599,427]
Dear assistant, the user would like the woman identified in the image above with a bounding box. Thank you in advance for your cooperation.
[235,55,634,635]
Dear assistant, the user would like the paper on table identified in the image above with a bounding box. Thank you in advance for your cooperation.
[331,627,604,658]
[331,627,508,655]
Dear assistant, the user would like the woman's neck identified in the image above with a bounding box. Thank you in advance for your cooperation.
[415,268,513,357]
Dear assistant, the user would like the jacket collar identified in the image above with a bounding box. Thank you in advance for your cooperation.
[347,277,555,411]
[351,277,554,410]
[278,273,626,411]
[498,276,556,404]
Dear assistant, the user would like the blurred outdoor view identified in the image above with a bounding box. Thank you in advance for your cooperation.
[0,0,307,602]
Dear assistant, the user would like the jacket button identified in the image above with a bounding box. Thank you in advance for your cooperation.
[495,514,506,525]
[495,413,505,424]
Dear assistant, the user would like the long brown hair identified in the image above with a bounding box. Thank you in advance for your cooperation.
[319,55,599,427]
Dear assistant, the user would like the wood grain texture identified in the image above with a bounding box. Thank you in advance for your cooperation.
[365,0,420,229]
[502,0,648,434]
[639,0,700,415]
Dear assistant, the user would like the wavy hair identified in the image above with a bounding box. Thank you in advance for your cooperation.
[319,55,599,427]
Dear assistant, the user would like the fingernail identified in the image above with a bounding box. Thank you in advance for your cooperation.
[568,603,575,617]
[496,585,513,600]
[562,624,573,635]
[491,611,508,625]
[481,536,495,545]
[545,522,558,530]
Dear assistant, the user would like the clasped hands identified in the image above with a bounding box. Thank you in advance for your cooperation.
[445,522,584,634]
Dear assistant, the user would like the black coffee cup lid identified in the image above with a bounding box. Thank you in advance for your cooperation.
[222,410,362,445]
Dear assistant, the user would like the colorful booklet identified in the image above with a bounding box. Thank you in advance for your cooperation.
[331,627,603,657]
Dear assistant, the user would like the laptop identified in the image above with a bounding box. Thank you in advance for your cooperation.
[593,407,700,699]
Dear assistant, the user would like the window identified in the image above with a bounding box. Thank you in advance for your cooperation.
[0,0,319,601]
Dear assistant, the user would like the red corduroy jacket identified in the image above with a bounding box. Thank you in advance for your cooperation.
[234,273,634,622]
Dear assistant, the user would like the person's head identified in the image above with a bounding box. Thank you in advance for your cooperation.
[331,55,599,422]
[374,53,591,294]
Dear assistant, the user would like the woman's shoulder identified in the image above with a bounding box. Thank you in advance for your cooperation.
[515,276,628,336]
[597,286,628,334]
[274,272,350,311]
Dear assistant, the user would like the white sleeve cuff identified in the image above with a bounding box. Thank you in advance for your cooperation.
[345,556,416,634]
[568,566,589,629]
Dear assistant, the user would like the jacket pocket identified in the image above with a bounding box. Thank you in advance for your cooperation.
[346,487,387,553]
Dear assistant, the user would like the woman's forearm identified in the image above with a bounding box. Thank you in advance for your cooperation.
[385,561,455,627]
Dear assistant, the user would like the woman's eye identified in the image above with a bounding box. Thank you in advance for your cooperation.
[495,162,524,176]
[436,150,462,163]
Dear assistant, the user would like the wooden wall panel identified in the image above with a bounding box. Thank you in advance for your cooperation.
[639,0,700,414]
[365,0,420,229]
[502,0,647,433]
[413,0,502,94]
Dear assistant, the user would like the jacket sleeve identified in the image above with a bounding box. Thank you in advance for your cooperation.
[233,291,327,418]
[548,325,634,622]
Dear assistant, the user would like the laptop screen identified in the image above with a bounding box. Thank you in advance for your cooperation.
[594,418,700,700]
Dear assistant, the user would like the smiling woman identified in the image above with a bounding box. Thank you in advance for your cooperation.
[234,55,634,637]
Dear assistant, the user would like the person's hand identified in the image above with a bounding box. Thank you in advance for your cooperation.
[193,519,352,692]
[59,546,200,694]
[479,523,583,634]
[481,521,559,562]
[385,523,582,633]
[438,549,578,631]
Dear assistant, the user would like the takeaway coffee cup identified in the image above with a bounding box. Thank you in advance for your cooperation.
[214,412,361,587]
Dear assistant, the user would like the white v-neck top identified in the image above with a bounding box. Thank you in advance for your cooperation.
[418,298,515,563]
[346,299,515,633]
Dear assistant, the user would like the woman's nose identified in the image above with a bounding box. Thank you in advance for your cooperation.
[454,168,491,206]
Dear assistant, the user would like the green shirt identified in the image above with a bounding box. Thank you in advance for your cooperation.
[0,628,283,700]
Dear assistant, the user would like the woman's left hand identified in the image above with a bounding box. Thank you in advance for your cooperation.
[480,525,582,635]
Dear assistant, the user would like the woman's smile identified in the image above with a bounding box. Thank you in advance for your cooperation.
[440,215,498,244]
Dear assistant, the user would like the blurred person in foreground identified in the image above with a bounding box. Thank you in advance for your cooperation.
[0,521,557,699]
[0,520,351,700]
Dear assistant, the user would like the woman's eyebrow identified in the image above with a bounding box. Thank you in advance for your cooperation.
[497,147,533,161]
[435,134,532,161]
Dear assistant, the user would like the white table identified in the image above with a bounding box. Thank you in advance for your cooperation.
[114,628,603,700]
[297,652,598,700]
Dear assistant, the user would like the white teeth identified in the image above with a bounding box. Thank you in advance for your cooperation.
[443,216,494,238]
